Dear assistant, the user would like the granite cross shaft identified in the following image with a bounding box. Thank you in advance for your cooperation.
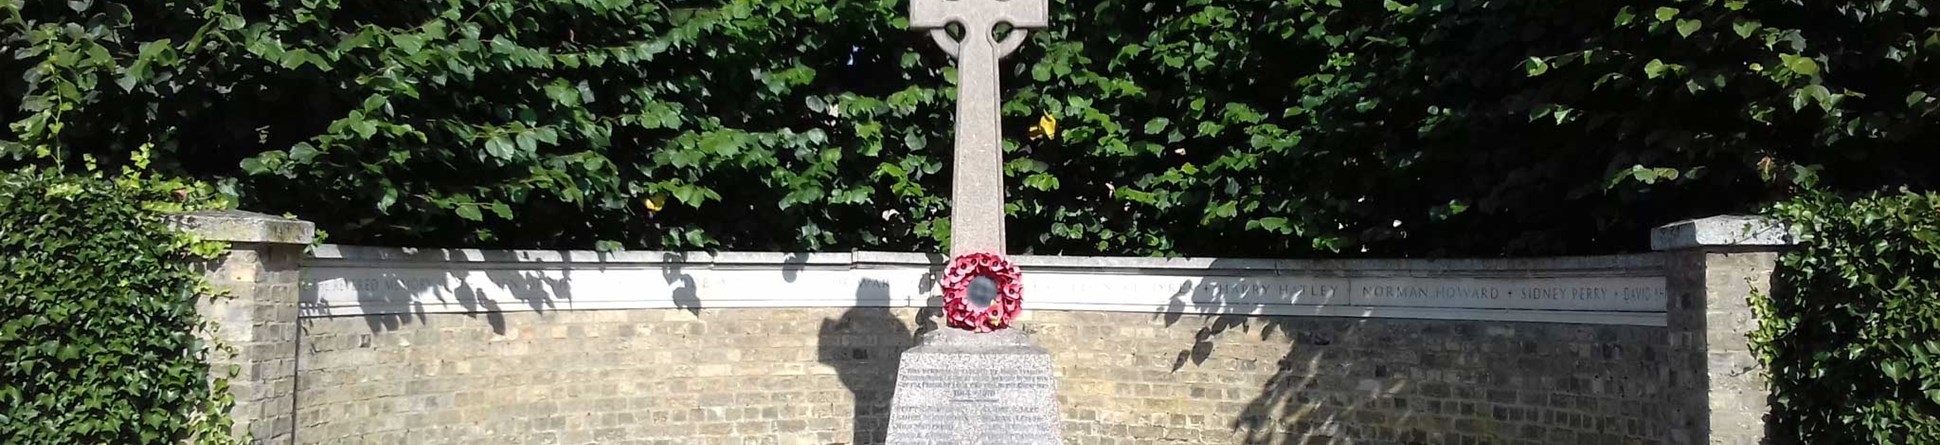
[909,0,1048,257]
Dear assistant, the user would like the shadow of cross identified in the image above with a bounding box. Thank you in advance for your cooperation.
[908,0,1048,257]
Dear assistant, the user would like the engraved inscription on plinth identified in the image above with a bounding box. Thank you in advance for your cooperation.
[885,330,1063,445]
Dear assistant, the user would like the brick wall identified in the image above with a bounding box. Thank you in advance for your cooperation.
[174,215,1787,444]
[295,308,1664,445]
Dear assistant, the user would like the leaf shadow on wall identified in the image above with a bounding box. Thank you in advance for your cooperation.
[1157,272,1411,445]
[815,273,940,445]
[298,248,584,337]
[662,252,701,315]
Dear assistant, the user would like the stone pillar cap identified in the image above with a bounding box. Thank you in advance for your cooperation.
[1650,215,1792,251]
[170,210,316,245]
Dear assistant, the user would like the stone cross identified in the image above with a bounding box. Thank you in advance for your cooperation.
[909,0,1048,257]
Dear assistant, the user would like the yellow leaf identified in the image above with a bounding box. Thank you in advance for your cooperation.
[1028,113,1059,140]
[644,194,667,212]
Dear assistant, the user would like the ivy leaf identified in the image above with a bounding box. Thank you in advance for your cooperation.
[288,143,320,163]
[683,228,711,247]
[1144,117,1170,134]
[1733,20,1761,39]
[240,157,270,175]
[1610,165,1681,188]
[876,162,907,180]
[1196,121,1224,137]
[1023,173,1060,191]
[516,132,538,154]
[393,34,425,54]
[1654,7,1678,22]
[1785,54,1821,76]
[905,132,928,150]
[1675,19,1702,38]
[1524,57,1549,77]
[361,94,389,113]
[485,136,514,160]
[454,205,484,221]
[543,80,580,106]
[1794,85,1834,111]
[1880,361,1904,381]
[378,188,398,211]
[1614,6,1636,26]
[1248,216,1291,234]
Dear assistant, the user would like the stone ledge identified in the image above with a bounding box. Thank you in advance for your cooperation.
[1651,215,1792,251]
[171,210,315,245]
[300,245,1671,326]
[309,244,1664,273]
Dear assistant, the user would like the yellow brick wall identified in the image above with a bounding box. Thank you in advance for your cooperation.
[296,308,1665,445]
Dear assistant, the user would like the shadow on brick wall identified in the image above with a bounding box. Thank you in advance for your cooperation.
[1159,271,1414,445]
[1167,272,1665,444]
[817,279,918,445]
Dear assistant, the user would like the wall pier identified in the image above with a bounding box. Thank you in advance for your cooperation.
[1653,215,1792,444]
[177,211,315,444]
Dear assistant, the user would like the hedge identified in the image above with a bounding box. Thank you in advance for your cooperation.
[1757,188,1940,443]
[4,0,1937,257]
[0,159,239,444]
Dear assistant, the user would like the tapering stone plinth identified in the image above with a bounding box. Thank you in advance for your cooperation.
[884,329,1063,445]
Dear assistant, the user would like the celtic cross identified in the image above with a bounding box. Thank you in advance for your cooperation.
[909,0,1048,257]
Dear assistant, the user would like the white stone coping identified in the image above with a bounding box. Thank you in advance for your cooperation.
[1651,215,1793,251]
[300,245,1669,326]
[170,210,316,245]
[309,245,1664,273]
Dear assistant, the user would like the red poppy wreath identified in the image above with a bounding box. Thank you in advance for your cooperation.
[940,252,1023,332]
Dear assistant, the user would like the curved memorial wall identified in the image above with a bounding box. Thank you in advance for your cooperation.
[289,246,1669,444]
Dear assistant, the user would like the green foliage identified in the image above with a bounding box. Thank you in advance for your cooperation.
[0,163,239,444]
[3,0,1937,256]
[1756,189,1940,443]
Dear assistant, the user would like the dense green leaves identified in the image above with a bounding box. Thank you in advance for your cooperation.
[4,0,1938,257]
[0,165,238,444]
[1757,189,1940,443]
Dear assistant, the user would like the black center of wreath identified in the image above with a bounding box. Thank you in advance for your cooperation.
[966,275,999,311]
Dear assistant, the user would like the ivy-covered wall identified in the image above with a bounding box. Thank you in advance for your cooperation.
[1756,190,1940,443]
[5,0,1936,257]
[0,166,239,444]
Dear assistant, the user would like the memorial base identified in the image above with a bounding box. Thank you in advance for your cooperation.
[884,328,1064,445]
